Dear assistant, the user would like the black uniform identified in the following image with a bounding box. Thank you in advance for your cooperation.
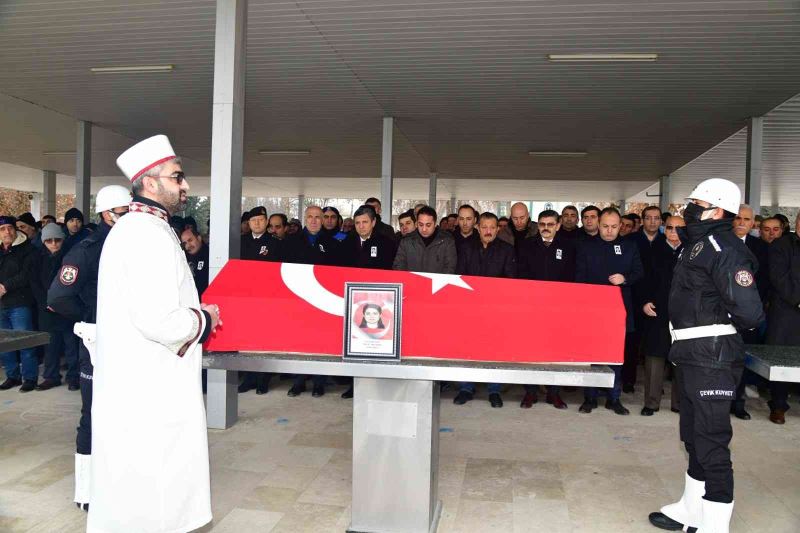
[668,218,764,503]
[31,246,79,385]
[239,233,284,392]
[47,221,112,456]
[241,232,284,262]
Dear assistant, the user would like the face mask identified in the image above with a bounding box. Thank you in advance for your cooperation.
[749,228,760,238]
[683,202,717,224]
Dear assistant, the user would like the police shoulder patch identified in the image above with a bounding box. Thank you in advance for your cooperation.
[59,265,79,285]
[690,241,704,260]
[735,270,754,287]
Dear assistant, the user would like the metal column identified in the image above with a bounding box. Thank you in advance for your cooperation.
[618,199,626,214]
[381,117,394,221]
[75,121,91,216]
[42,170,57,219]
[658,175,671,214]
[428,172,437,209]
[450,196,456,214]
[297,193,305,219]
[349,377,441,533]
[207,0,247,430]
[746,117,763,215]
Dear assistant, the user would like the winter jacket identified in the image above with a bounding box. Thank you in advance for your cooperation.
[393,229,457,274]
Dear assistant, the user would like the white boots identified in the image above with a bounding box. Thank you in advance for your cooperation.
[695,500,734,533]
[74,453,91,510]
[660,472,706,530]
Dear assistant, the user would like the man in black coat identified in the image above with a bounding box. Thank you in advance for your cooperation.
[341,205,396,271]
[337,204,397,399]
[0,215,38,391]
[639,215,685,416]
[576,207,643,415]
[454,212,516,408]
[764,213,800,425]
[516,209,575,410]
[452,204,479,253]
[285,206,342,397]
[627,205,666,393]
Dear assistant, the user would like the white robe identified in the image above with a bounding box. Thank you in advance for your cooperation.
[88,206,211,533]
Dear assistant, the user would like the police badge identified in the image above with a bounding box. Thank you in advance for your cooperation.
[690,241,704,260]
[734,270,754,287]
[59,265,79,285]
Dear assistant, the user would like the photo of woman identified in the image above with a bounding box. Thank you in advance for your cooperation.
[344,284,402,360]
[359,303,385,330]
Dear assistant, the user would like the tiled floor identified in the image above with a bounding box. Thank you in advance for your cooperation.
[0,377,798,532]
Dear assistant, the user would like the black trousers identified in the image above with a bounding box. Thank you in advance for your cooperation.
[677,363,741,503]
[622,331,640,387]
[76,345,93,455]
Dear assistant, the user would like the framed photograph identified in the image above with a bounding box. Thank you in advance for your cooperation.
[343,282,402,361]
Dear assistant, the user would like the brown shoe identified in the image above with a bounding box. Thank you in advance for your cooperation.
[769,409,786,425]
[520,391,537,409]
[546,393,568,410]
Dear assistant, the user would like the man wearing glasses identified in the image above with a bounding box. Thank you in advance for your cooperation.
[87,135,221,533]
[516,209,575,409]
[639,215,685,416]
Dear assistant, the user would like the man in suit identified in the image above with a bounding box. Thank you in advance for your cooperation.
[576,208,643,415]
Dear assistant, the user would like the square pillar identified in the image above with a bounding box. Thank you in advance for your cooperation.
[381,117,394,220]
[428,172,437,208]
[42,170,57,218]
[75,121,92,216]
[659,175,671,213]
[746,117,763,215]
[207,0,248,430]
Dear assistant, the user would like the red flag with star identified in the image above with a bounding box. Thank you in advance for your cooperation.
[203,260,625,364]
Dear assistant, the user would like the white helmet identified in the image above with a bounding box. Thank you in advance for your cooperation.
[686,178,741,214]
[95,185,132,214]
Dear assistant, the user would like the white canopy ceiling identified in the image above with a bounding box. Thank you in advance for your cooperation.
[1,0,799,204]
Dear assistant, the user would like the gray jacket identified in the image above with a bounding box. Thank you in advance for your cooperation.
[392,229,457,274]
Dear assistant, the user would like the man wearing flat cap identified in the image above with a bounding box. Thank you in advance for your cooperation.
[87,135,221,533]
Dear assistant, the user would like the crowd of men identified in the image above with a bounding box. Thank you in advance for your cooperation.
[1,197,798,424]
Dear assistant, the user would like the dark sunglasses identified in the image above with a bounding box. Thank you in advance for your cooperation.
[159,171,186,184]
[665,225,685,230]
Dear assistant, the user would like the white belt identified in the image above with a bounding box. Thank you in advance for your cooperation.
[669,322,737,342]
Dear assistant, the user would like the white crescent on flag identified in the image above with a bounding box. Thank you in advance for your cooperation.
[280,263,345,316]
[279,263,474,317]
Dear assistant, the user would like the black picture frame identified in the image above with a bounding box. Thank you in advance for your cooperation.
[343,282,402,361]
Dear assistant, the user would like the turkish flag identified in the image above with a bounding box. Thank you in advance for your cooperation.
[203,260,625,364]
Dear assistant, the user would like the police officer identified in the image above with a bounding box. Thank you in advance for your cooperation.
[649,179,764,533]
[47,184,131,512]
[241,206,283,262]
